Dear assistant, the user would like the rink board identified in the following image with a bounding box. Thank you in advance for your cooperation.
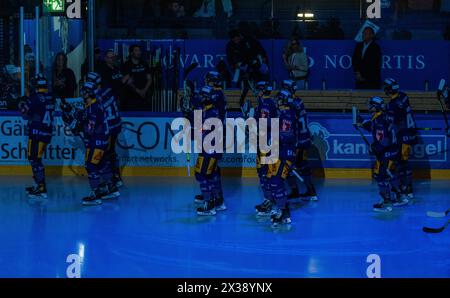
[0,111,448,178]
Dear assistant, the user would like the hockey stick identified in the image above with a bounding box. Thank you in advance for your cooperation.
[182,62,199,177]
[422,219,450,233]
[416,127,442,131]
[426,208,450,218]
[437,79,449,133]
[352,106,373,152]
[241,79,257,119]
[291,167,304,183]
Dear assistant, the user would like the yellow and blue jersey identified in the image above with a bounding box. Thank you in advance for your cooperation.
[387,91,417,145]
[23,90,55,143]
[97,87,122,136]
[291,96,311,149]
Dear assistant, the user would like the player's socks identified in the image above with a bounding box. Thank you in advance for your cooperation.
[255,199,273,216]
[196,199,216,216]
[82,189,103,206]
[271,208,292,227]
[214,196,227,211]
[28,184,47,199]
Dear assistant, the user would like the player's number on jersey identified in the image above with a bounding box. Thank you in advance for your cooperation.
[43,111,53,126]
[299,117,308,134]
[106,102,118,121]
[391,131,397,144]
[106,106,114,121]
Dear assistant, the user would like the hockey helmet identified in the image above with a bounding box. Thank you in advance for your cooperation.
[383,78,399,96]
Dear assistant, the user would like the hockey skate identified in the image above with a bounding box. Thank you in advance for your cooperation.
[373,197,393,212]
[82,190,103,206]
[28,185,48,200]
[113,176,124,188]
[392,192,409,207]
[101,184,120,200]
[214,196,227,211]
[194,194,204,204]
[402,185,414,200]
[271,208,292,227]
[25,185,38,194]
[196,199,216,216]
[255,199,273,216]
[299,187,319,202]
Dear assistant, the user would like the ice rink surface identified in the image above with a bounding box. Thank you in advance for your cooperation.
[0,176,448,277]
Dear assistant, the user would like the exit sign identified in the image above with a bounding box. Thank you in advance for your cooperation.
[43,0,66,14]
[42,0,86,18]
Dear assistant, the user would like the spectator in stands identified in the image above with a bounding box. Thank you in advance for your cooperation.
[282,38,309,90]
[166,0,188,37]
[194,0,233,18]
[81,47,103,80]
[351,27,382,90]
[52,52,77,99]
[121,44,152,111]
[226,29,269,107]
[100,49,125,104]
[167,1,186,18]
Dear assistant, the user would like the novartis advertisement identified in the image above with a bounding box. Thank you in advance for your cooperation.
[0,112,447,169]
[97,39,450,91]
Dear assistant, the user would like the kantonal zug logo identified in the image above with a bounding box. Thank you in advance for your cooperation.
[171,110,280,165]
[328,134,447,162]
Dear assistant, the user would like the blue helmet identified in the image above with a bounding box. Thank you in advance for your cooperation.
[86,72,102,86]
[205,71,222,87]
[199,86,215,104]
[32,73,48,91]
[82,81,98,98]
[368,96,385,112]
[282,79,297,94]
[383,78,399,95]
[277,89,292,107]
[256,81,273,95]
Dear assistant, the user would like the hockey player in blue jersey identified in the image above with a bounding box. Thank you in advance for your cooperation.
[206,71,227,121]
[192,86,227,216]
[85,72,123,188]
[194,71,227,205]
[253,81,278,216]
[19,74,55,199]
[267,89,299,226]
[383,78,417,199]
[79,81,115,206]
[280,80,318,201]
[357,96,409,212]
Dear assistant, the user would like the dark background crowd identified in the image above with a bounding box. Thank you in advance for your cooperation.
[1,0,449,111]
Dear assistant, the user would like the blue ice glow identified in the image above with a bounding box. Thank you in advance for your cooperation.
[0,176,448,277]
